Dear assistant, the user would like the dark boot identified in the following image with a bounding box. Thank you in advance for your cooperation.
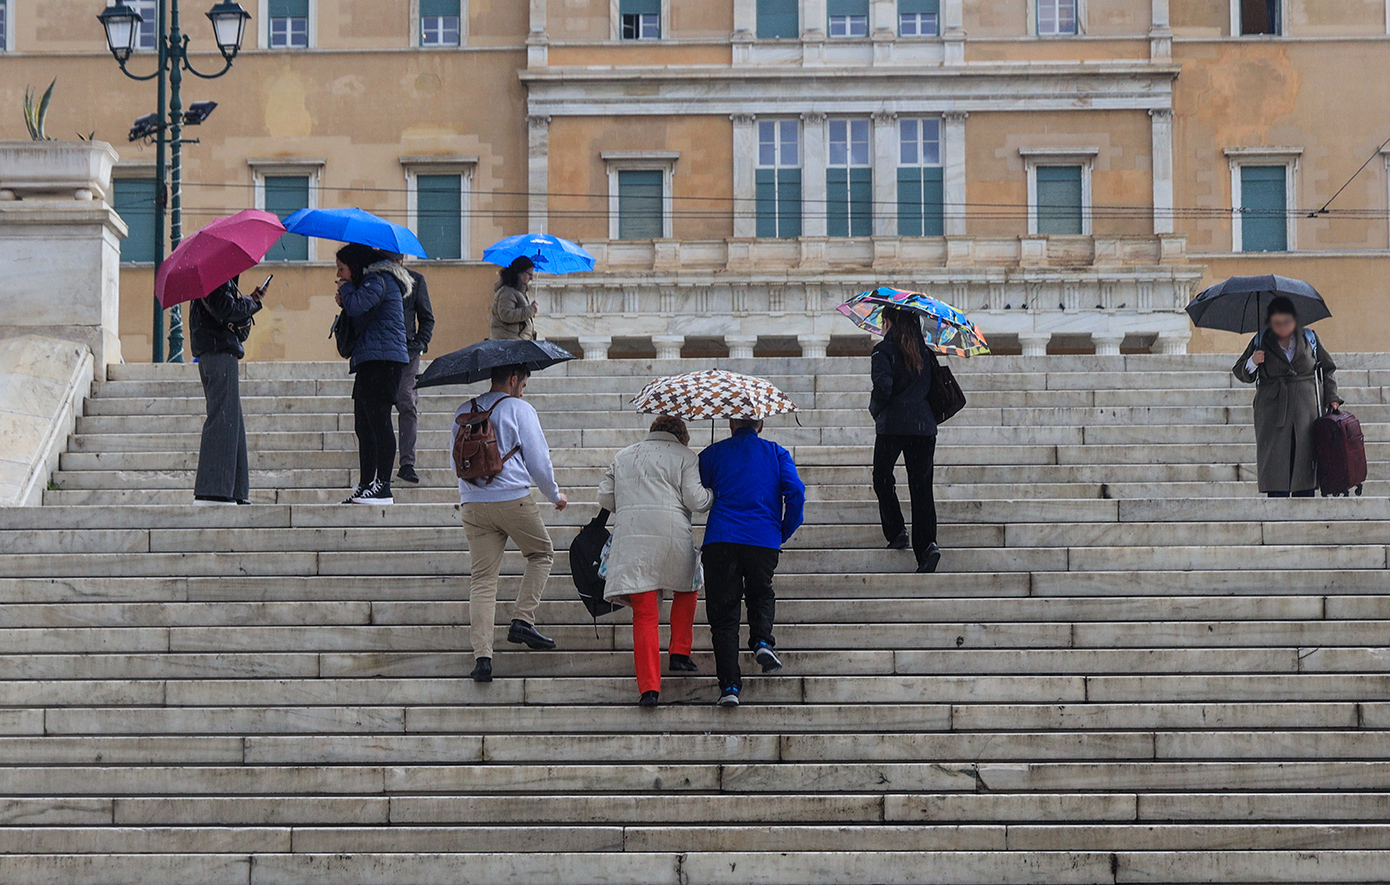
[470,657,492,683]
[916,543,942,574]
[669,654,698,672]
[887,531,910,550]
[639,691,660,707]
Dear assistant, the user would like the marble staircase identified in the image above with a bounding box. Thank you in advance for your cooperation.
[2,354,1389,883]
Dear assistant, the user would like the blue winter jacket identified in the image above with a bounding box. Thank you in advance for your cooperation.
[699,427,806,550]
[339,261,410,370]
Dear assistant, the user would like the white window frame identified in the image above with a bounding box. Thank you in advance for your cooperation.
[1225,146,1300,253]
[828,8,870,38]
[898,8,940,38]
[1031,0,1084,37]
[602,151,678,240]
[412,0,468,46]
[1021,147,1098,236]
[757,118,803,238]
[401,156,476,261]
[1231,0,1287,37]
[0,0,14,52]
[259,0,317,49]
[128,0,159,52]
[248,158,323,260]
[610,0,671,40]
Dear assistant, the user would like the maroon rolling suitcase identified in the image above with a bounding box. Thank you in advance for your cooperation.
[1313,409,1367,497]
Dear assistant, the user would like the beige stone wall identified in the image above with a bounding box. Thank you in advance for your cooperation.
[964,111,1156,239]
[963,0,1151,37]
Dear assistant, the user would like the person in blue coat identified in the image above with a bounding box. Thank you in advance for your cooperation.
[698,418,805,707]
[334,243,410,504]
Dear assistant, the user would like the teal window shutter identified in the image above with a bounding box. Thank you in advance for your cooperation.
[269,0,308,18]
[827,167,849,237]
[1035,165,1083,236]
[617,169,664,239]
[420,0,459,16]
[757,0,799,38]
[756,169,778,238]
[828,0,869,15]
[416,174,462,260]
[849,167,872,236]
[620,0,661,14]
[898,168,923,237]
[1241,165,1287,252]
[262,176,310,261]
[113,178,158,264]
[920,166,944,236]
[898,0,940,13]
[778,169,802,237]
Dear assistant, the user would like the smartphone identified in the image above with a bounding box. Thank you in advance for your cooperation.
[260,274,274,291]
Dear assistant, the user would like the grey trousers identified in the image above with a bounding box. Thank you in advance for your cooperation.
[194,351,249,502]
[395,354,421,468]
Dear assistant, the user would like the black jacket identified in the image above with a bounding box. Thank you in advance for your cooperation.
[869,338,938,437]
[189,280,262,360]
[403,269,435,357]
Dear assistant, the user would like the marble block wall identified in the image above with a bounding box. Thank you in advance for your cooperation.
[0,336,92,506]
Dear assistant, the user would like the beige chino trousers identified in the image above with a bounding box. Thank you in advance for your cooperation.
[462,497,555,659]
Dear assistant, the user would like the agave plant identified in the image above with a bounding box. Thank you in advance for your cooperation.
[23,79,56,141]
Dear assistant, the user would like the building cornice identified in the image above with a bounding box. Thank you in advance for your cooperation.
[522,62,1180,116]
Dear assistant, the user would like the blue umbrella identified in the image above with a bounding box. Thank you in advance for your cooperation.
[283,207,428,258]
[484,233,595,275]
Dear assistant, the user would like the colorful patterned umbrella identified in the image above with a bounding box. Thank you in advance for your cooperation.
[632,370,798,421]
[838,287,992,357]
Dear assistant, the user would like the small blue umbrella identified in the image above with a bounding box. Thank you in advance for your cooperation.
[283,207,428,258]
[484,233,595,275]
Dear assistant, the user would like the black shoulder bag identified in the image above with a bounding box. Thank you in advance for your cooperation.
[926,351,967,424]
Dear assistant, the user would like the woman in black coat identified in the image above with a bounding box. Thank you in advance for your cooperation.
[869,307,940,573]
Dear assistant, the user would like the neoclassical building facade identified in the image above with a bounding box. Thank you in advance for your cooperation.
[2,1,1387,359]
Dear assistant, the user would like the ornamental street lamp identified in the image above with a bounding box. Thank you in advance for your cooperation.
[99,0,251,363]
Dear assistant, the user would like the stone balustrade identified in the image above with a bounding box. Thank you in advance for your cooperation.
[538,234,1203,357]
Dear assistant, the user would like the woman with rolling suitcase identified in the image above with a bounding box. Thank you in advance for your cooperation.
[1233,296,1343,498]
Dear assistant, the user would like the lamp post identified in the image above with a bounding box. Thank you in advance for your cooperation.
[98,0,251,363]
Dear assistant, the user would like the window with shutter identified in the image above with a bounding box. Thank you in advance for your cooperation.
[262,176,311,261]
[828,0,869,37]
[756,0,799,39]
[113,178,159,264]
[617,170,665,239]
[899,0,939,36]
[416,174,463,260]
[1035,165,1084,235]
[421,0,461,46]
[269,0,310,48]
[897,118,944,236]
[1240,165,1288,252]
[828,119,872,237]
[620,0,661,39]
[756,120,802,238]
[128,0,158,51]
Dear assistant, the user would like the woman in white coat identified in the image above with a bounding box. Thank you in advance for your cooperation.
[597,415,714,707]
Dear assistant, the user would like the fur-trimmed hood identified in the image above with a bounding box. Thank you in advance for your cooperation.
[366,260,415,299]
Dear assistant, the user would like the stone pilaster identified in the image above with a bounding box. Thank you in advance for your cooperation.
[731,113,759,239]
[1150,108,1175,235]
[942,111,969,236]
[527,115,552,235]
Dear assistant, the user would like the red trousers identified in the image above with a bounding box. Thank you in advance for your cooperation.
[630,590,697,695]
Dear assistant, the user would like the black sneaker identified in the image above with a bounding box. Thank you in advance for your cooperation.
[470,657,492,683]
[887,531,910,550]
[669,654,698,672]
[639,690,660,708]
[507,619,556,650]
[397,465,420,484]
[351,481,393,505]
[753,641,782,674]
[917,543,942,574]
[716,685,740,707]
[341,483,368,505]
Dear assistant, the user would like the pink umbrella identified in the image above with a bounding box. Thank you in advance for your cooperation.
[155,209,287,309]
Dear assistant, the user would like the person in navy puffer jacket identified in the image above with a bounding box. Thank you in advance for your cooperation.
[334,242,410,504]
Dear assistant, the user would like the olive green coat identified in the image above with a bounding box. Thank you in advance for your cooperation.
[1232,329,1339,494]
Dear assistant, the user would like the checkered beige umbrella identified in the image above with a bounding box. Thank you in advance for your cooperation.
[632,369,799,421]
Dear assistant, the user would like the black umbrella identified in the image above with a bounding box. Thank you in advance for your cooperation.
[1185,275,1331,334]
[415,339,576,389]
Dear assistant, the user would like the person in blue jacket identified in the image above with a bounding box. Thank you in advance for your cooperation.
[699,417,806,707]
[334,243,410,504]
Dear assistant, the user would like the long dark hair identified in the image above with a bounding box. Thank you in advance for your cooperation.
[499,256,534,290]
[336,243,391,286]
[884,307,926,376]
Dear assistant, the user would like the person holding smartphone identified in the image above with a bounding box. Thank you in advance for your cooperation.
[189,274,269,505]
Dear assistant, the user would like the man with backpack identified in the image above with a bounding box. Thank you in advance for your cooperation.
[454,364,568,682]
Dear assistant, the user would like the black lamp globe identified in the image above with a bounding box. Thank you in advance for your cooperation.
[97,1,144,63]
[206,1,251,60]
